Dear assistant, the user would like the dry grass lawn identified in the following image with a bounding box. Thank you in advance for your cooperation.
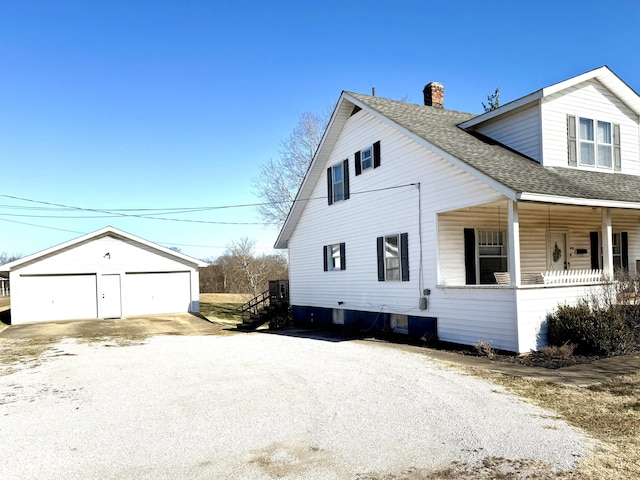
[199,293,249,329]
[458,368,640,479]
[200,293,250,304]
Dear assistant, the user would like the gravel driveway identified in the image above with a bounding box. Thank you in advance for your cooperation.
[0,333,592,479]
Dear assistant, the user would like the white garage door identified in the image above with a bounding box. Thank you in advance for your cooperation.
[21,274,98,323]
[125,272,191,316]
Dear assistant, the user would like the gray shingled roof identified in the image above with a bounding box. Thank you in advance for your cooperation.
[348,92,640,204]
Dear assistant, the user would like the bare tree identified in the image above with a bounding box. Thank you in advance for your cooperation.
[204,239,288,296]
[0,252,21,266]
[482,87,501,112]
[220,237,264,297]
[199,259,227,293]
[252,109,331,229]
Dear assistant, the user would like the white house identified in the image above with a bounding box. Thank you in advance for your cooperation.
[275,66,640,353]
[0,226,207,324]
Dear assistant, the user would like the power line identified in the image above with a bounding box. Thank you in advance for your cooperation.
[0,183,416,220]
[0,217,275,252]
[0,183,417,235]
[0,217,85,234]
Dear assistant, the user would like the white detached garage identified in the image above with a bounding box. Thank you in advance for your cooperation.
[0,227,207,325]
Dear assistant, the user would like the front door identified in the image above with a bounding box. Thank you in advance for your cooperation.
[548,232,568,270]
[101,274,122,318]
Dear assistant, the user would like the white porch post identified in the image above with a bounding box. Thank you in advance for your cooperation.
[508,200,521,286]
[601,207,614,280]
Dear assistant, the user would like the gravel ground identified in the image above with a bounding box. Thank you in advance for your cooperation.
[0,333,593,479]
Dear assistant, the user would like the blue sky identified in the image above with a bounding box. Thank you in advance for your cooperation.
[1,0,639,261]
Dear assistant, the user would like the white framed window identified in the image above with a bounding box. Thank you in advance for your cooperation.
[390,314,408,334]
[579,117,612,169]
[385,234,400,281]
[477,230,507,285]
[377,233,409,282]
[327,159,349,205]
[360,147,373,170]
[323,243,345,271]
[355,141,381,176]
[332,163,344,202]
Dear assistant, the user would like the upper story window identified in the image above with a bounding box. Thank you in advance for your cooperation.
[579,118,612,168]
[355,140,381,176]
[568,115,621,171]
[327,159,350,205]
[332,163,344,200]
[361,147,373,170]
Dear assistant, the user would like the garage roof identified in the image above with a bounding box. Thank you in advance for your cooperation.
[0,226,208,272]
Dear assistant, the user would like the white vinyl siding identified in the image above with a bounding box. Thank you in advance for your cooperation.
[437,287,518,351]
[287,106,503,324]
[471,103,542,161]
[542,79,640,173]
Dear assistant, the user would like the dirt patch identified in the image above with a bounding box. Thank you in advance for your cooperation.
[422,339,602,370]
[0,337,57,375]
[356,457,567,479]
[0,296,9,311]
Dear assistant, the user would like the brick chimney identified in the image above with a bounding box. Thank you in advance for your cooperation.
[423,82,444,108]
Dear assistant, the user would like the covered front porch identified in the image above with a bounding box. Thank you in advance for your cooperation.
[437,200,638,288]
[434,200,639,352]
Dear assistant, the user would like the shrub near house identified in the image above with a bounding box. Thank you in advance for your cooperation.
[547,276,640,355]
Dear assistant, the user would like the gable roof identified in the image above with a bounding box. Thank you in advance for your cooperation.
[275,69,640,249]
[0,226,208,271]
[459,65,640,129]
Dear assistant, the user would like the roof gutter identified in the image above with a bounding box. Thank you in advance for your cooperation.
[517,192,640,210]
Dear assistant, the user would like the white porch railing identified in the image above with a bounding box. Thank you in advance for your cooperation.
[541,269,603,285]
[494,269,604,286]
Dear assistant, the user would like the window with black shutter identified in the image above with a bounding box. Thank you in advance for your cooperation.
[376,233,409,282]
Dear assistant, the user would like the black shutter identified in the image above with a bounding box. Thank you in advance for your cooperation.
[567,115,577,167]
[622,232,629,270]
[464,228,476,285]
[377,237,385,281]
[340,242,346,270]
[613,124,621,172]
[343,159,350,200]
[355,151,362,176]
[327,168,333,205]
[323,245,328,271]
[373,141,381,168]
[400,233,409,282]
[590,232,600,270]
